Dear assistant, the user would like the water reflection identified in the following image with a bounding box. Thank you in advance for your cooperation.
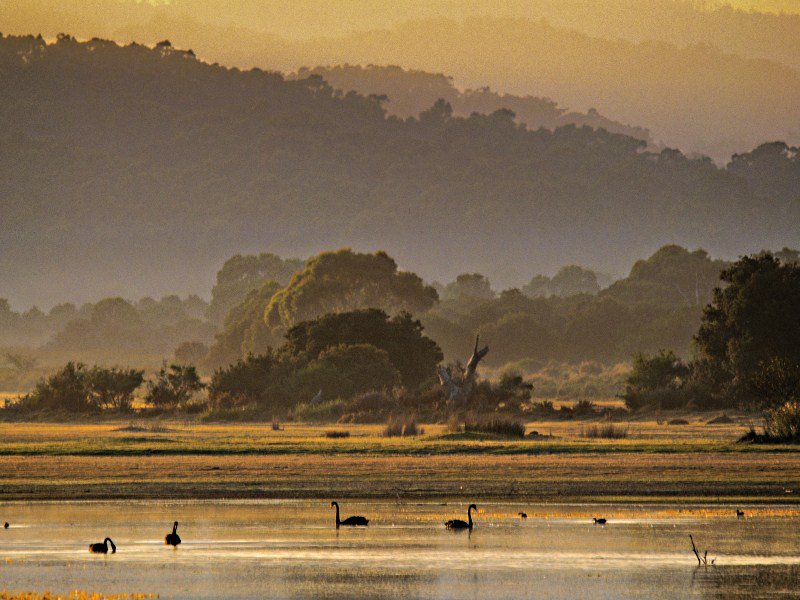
[0,501,798,599]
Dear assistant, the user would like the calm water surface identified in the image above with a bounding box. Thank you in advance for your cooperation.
[1,501,798,599]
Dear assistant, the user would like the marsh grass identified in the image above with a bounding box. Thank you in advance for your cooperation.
[114,423,173,433]
[581,423,629,439]
[384,416,423,437]
[464,417,526,438]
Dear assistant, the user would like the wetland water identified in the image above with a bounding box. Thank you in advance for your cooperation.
[1,501,798,599]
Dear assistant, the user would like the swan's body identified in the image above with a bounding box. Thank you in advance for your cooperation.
[736,509,745,518]
[165,521,181,546]
[518,512,527,519]
[593,517,607,525]
[446,504,477,530]
[331,501,369,527]
[3,522,8,529]
[89,537,116,554]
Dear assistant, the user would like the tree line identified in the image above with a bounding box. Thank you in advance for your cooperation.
[4,247,798,436]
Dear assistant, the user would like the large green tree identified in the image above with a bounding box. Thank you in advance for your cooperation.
[602,245,730,307]
[693,253,800,404]
[265,249,438,330]
[282,308,443,390]
[204,280,283,369]
[208,253,303,325]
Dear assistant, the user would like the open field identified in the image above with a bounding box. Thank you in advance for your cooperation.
[1,453,799,502]
[0,420,798,502]
[0,418,778,456]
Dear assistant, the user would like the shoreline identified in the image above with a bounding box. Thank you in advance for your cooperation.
[1,453,798,503]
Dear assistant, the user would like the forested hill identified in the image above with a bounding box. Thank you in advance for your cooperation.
[1,34,798,307]
[291,65,652,143]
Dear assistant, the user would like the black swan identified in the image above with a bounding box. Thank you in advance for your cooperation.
[593,517,607,525]
[165,521,181,546]
[446,504,477,530]
[518,512,527,519]
[89,538,116,554]
[331,501,369,527]
[736,509,745,518]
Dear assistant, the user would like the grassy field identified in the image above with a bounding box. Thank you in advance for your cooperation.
[0,418,798,502]
[0,417,777,456]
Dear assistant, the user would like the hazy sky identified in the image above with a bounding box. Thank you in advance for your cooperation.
[7,1,800,40]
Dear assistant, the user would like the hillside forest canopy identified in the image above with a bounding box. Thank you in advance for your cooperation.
[1,34,799,309]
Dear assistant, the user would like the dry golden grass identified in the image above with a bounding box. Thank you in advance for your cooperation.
[1,452,798,502]
[0,419,795,502]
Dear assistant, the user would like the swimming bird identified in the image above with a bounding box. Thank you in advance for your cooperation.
[446,504,477,530]
[593,517,607,525]
[3,522,8,529]
[736,509,744,518]
[165,521,181,546]
[518,512,527,519]
[331,501,369,527]
[89,538,116,554]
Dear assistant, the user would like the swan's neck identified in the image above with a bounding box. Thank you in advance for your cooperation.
[468,507,473,527]
[334,504,340,525]
[173,523,178,534]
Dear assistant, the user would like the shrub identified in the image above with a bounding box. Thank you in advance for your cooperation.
[86,366,144,412]
[350,391,392,413]
[324,429,350,438]
[145,364,204,408]
[25,362,94,412]
[13,363,143,414]
[403,420,423,436]
[293,399,347,422]
[208,352,279,408]
[668,418,689,425]
[581,423,629,439]
[384,415,423,437]
[446,414,463,433]
[573,399,597,416]
[763,401,800,442]
[621,350,689,411]
[464,416,526,438]
[384,416,404,437]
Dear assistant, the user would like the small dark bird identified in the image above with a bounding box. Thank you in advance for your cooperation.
[89,538,116,554]
[165,521,181,546]
[518,512,527,519]
[736,509,745,518]
[331,501,369,527]
[3,522,8,529]
[446,504,477,530]
[593,517,607,525]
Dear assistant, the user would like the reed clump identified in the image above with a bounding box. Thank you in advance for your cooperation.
[581,423,629,439]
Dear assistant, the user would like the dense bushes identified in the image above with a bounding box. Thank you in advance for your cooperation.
[145,364,204,408]
[12,363,143,414]
[621,350,690,411]
[206,308,443,417]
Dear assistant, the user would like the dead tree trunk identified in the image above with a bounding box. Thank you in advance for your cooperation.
[465,335,490,380]
[437,335,489,404]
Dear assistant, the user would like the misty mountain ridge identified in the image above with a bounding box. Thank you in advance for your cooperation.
[1,34,798,309]
[7,2,799,159]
